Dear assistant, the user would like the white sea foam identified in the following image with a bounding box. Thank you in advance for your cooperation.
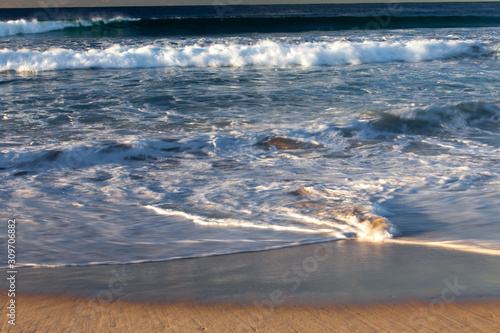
[388,239,500,256]
[145,205,395,241]
[146,205,340,234]
[0,39,491,72]
[0,18,139,37]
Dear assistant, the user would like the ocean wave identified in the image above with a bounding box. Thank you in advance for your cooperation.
[1,102,497,173]
[3,15,500,38]
[0,138,209,170]
[0,39,493,72]
[340,101,500,139]
[0,17,139,37]
[146,201,395,242]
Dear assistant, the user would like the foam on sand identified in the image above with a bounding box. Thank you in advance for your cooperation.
[388,238,500,256]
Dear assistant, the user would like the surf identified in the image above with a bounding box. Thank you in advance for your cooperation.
[0,17,139,37]
[0,39,494,72]
[2,15,500,37]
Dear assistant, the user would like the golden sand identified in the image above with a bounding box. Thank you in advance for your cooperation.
[1,294,499,332]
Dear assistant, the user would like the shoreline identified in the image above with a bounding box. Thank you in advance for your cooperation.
[2,241,500,331]
[5,240,500,303]
[12,235,500,270]
[387,238,500,256]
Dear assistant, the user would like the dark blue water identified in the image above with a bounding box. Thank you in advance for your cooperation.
[1,3,500,36]
[1,3,500,20]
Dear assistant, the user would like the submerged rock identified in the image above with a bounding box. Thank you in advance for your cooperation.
[291,187,314,196]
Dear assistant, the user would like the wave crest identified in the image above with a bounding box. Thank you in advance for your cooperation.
[0,18,139,37]
[361,102,500,136]
[0,39,492,72]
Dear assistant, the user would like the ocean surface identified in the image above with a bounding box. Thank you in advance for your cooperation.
[0,3,499,267]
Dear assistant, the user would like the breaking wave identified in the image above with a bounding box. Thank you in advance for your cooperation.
[0,39,495,72]
[350,101,500,137]
[0,17,139,37]
[146,192,396,243]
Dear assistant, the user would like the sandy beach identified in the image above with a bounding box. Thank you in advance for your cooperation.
[1,294,500,332]
[2,241,500,331]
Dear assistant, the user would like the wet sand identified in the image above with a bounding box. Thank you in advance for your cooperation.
[1,241,500,331]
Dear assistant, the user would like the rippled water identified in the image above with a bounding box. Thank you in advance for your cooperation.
[0,7,499,266]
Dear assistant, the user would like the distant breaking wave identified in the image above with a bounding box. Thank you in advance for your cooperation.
[2,16,500,37]
[0,39,496,72]
[0,18,140,37]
